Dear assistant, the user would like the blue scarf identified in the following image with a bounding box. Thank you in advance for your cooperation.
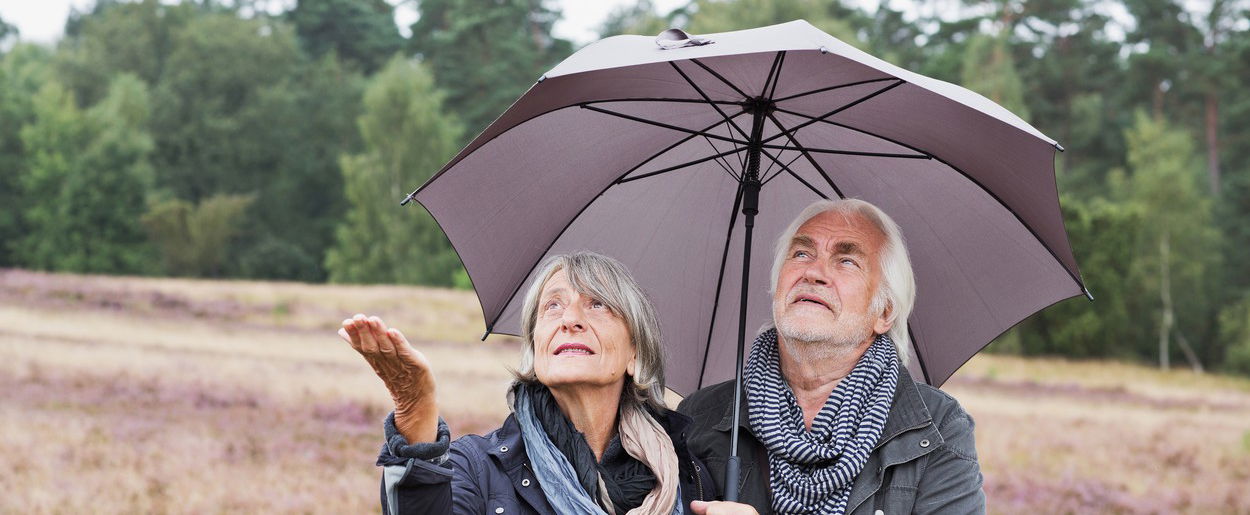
[512,384,683,515]
[745,329,899,514]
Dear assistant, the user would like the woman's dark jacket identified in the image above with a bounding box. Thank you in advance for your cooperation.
[376,409,717,515]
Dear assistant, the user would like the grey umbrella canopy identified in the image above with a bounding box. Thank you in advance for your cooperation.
[406,20,1088,395]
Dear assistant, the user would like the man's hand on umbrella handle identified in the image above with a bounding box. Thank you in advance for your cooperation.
[690,500,759,515]
[339,314,438,443]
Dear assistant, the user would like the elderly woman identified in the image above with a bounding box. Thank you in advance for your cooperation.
[340,252,714,514]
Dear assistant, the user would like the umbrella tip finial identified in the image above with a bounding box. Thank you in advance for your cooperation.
[656,28,713,49]
[1083,285,1094,301]
[399,190,418,206]
[819,46,829,54]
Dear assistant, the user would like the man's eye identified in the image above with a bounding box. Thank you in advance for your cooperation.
[841,258,858,267]
[793,250,811,258]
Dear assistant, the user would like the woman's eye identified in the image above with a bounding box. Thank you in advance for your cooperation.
[544,300,560,310]
[590,300,606,309]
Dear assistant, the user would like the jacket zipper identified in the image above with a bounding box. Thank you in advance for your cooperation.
[691,460,704,500]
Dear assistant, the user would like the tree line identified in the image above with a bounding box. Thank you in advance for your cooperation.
[1,0,1248,374]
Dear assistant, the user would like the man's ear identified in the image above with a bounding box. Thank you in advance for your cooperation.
[874,301,894,335]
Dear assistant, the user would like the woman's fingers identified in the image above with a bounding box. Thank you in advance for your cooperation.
[372,317,396,355]
[353,315,378,353]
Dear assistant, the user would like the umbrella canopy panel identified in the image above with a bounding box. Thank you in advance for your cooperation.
[413,21,1086,392]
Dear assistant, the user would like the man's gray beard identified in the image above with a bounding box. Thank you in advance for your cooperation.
[775,310,876,363]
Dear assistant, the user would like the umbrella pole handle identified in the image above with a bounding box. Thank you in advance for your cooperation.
[724,456,742,502]
[724,178,760,503]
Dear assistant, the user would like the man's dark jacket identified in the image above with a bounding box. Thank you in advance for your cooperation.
[677,369,985,514]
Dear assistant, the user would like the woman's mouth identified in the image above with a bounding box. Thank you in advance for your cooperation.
[554,343,595,355]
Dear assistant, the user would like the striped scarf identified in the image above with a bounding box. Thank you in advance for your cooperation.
[745,329,899,514]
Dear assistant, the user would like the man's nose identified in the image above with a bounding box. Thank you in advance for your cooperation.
[800,260,831,285]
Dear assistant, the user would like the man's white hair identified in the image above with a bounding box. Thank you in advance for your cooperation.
[769,199,917,364]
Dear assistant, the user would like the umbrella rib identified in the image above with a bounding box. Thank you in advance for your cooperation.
[690,59,751,99]
[759,80,905,146]
[907,321,932,384]
[760,149,807,187]
[772,77,898,103]
[764,112,845,198]
[759,144,929,159]
[582,97,746,106]
[759,148,828,198]
[481,114,752,335]
[580,104,749,146]
[616,148,744,184]
[767,51,787,100]
[620,111,751,182]
[772,107,934,157]
[773,113,1088,295]
[760,51,784,101]
[669,61,751,141]
[697,181,746,390]
[702,134,743,182]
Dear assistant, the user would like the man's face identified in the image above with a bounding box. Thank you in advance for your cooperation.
[772,210,892,347]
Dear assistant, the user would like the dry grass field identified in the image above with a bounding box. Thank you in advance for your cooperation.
[2,269,1248,514]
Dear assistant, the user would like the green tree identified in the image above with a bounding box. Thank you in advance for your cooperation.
[288,0,404,74]
[150,12,301,202]
[685,0,865,47]
[1013,198,1149,359]
[410,0,573,139]
[0,44,54,266]
[598,0,674,38]
[0,12,17,48]
[55,0,198,108]
[142,193,255,277]
[325,57,463,285]
[232,53,366,281]
[961,33,1030,120]
[1115,112,1221,369]
[14,75,155,273]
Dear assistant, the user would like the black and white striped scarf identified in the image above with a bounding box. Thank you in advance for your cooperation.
[745,328,899,514]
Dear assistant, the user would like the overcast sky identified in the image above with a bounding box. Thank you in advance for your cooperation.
[0,0,691,47]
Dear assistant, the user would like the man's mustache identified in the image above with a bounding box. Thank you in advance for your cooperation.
[786,285,840,312]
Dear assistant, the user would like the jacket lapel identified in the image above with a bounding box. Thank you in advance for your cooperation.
[488,415,555,513]
[845,371,942,512]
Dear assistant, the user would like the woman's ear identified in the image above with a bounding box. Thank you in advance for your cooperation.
[627,353,637,377]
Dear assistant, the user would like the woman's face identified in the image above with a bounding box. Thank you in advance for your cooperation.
[531,269,636,393]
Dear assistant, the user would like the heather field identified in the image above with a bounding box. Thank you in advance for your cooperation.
[2,269,1248,514]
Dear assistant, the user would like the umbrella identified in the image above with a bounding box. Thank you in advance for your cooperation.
[403,20,1089,500]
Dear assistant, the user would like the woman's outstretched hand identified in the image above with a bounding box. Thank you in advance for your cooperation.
[339,314,438,443]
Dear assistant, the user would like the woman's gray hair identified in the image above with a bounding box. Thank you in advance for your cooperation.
[769,199,917,364]
[514,251,667,412]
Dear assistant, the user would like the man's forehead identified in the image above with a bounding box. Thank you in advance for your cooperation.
[793,211,883,246]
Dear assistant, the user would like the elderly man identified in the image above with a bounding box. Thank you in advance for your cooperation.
[679,199,985,515]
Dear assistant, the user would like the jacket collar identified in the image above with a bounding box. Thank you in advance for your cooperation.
[876,368,933,447]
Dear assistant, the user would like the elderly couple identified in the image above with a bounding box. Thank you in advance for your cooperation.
[339,199,985,515]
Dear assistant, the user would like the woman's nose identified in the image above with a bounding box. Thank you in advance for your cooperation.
[560,302,585,331]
